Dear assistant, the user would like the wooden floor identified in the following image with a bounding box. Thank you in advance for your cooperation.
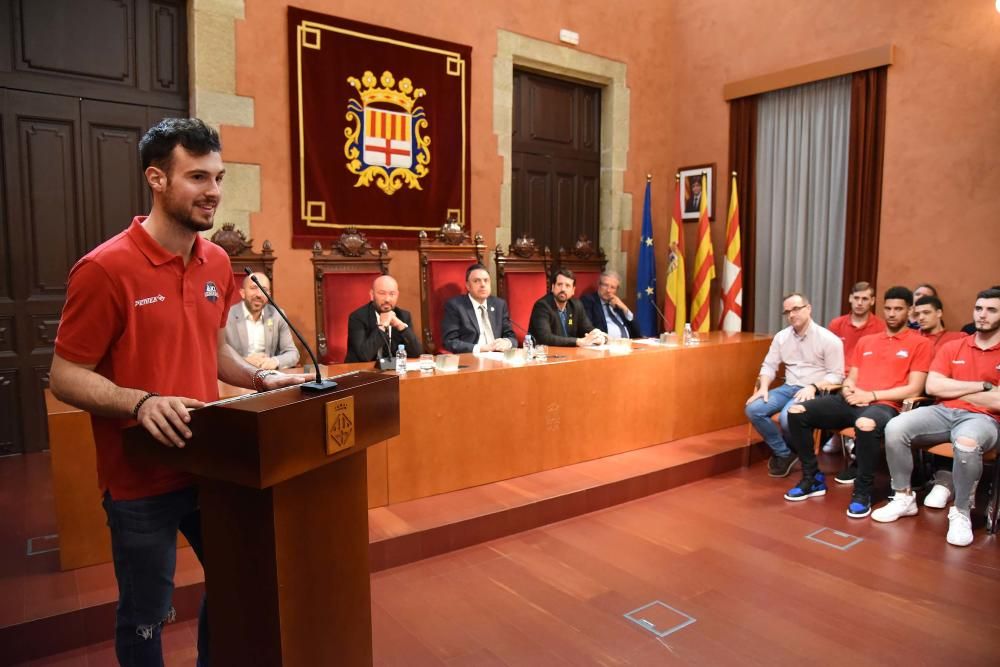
[18,461,1000,666]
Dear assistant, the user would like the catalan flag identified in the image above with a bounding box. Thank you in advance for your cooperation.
[689,173,715,332]
[664,175,686,335]
[719,173,743,332]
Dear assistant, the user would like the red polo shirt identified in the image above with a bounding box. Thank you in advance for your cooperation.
[849,327,934,409]
[55,217,235,500]
[920,329,967,355]
[828,313,886,360]
[930,335,1000,419]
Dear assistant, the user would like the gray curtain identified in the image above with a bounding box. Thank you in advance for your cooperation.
[754,76,850,333]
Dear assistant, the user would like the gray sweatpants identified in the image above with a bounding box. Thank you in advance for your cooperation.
[884,405,999,515]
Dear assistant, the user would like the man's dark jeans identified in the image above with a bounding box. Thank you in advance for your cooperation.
[787,394,898,497]
[102,486,208,667]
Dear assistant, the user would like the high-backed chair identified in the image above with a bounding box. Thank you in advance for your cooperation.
[495,234,551,343]
[417,220,486,353]
[210,223,276,303]
[555,234,606,297]
[311,228,391,364]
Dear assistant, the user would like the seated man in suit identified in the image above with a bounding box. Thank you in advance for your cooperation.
[345,274,422,363]
[224,272,300,369]
[441,263,517,353]
[528,268,606,347]
[581,270,641,340]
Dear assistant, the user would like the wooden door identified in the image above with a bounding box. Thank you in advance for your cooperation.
[511,70,601,253]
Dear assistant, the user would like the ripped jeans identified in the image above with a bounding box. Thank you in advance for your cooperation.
[103,486,209,667]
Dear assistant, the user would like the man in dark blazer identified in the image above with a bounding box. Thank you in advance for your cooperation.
[441,263,517,353]
[225,272,300,369]
[581,270,642,340]
[528,268,607,347]
[344,275,422,362]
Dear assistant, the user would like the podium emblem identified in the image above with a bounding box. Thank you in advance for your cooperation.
[325,396,356,455]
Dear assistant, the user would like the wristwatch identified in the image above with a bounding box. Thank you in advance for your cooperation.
[984,381,995,392]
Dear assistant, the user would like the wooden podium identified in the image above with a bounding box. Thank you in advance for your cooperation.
[124,371,399,666]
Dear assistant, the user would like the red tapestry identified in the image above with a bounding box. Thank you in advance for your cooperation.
[288,7,472,249]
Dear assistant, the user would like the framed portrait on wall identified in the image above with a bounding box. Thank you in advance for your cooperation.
[678,164,714,222]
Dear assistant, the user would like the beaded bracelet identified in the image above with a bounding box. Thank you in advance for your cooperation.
[252,369,278,392]
[131,392,160,420]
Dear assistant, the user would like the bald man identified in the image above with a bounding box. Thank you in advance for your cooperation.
[344,275,422,363]
[224,272,300,369]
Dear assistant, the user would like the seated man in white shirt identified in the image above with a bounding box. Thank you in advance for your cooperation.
[224,272,300,369]
[744,292,845,478]
[581,270,642,340]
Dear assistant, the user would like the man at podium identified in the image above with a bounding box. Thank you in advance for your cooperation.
[48,118,307,666]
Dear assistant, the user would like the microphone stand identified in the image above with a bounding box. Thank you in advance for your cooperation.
[244,269,338,392]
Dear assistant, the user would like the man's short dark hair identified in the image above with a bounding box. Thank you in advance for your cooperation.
[915,283,938,297]
[551,268,576,286]
[977,287,1000,301]
[139,118,221,173]
[915,295,943,311]
[465,263,488,282]
[850,281,874,296]
[884,286,913,305]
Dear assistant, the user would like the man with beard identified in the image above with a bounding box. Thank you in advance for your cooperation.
[224,272,300,369]
[528,268,606,347]
[783,286,933,519]
[345,274,422,362]
[872,288,1000,546]
[49,118,309,666]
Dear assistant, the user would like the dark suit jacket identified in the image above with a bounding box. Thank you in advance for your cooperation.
[440,294,517,353]
[580,292,641,339]
[344,302,422,363]
[528,293,595,347]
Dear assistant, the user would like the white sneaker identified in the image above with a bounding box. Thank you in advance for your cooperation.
[821,437,839,454]
[923,484,952,509]
[871,493,918,523]
[946,507,974,547]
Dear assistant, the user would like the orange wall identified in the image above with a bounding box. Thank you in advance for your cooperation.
[661,0,1000,327]
[224,0,1000,345]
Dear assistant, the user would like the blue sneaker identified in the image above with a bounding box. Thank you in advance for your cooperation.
[784,476,827,501]
[846,493,871,518]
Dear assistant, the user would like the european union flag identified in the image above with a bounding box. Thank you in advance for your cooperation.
[635,179,657,337]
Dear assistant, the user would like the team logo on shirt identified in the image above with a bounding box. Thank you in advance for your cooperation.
[895,350,909,358]
[862,351,874,356]
[951,360,966,365]
[134,294,166,308]
[204,281,219,303]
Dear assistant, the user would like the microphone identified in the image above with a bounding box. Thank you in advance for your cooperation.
[244,268,338,392]
[509,319,529,335]
[375,311,396,371]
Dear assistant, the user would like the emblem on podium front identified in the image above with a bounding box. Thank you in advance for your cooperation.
[325,396,356,455]
[345,70,430,195]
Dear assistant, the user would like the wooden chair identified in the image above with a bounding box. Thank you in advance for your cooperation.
[417,219,486,354]
[310,228,391,364]
[554,234,606,297]
[495,234,552,344]
[210,223,276,302]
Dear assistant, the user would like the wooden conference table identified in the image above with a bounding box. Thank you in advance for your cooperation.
[46,331,771,570]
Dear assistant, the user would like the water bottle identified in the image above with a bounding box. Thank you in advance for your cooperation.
[683,323,694,346]
[523,333,535,360]
[395,344,407,373]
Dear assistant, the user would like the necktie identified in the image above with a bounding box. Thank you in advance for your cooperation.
[559,309,569,336]
[479,305,495,344]
[605,302,628,339]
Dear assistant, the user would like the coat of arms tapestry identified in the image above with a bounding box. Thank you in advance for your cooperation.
[288,7,472,249]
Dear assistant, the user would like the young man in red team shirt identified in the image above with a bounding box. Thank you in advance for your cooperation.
[827,281,886,360]
[873,288,1000,546]
[49,119,307,666]
[910,294,969,506]
[783,286,933,518]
